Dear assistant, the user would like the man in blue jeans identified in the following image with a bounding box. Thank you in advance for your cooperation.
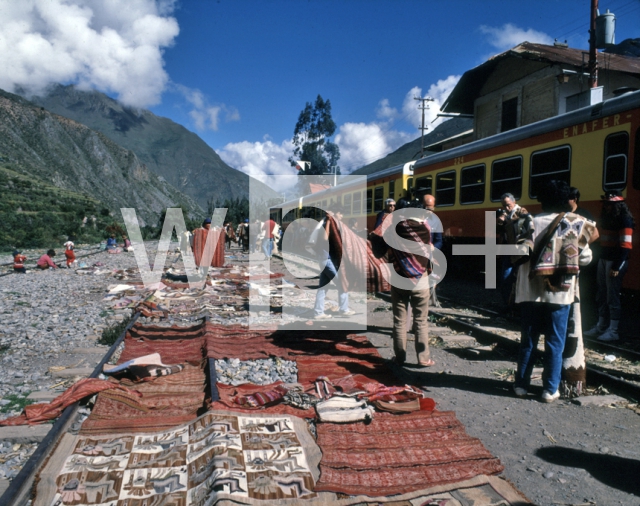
[313,207,355,319]
[512,180,595,402]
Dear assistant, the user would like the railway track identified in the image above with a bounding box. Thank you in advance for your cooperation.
[415,294,640,399]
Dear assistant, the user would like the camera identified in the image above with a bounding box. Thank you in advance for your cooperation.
[496,208,507,216]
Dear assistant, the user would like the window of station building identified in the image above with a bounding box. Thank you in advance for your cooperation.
[501,97,518,132]
[414,175,433,195]
[435,171,456,206]
[366,189,373,213]
[603,132,629,192]
[352,192,362,214]
[529,145,571,199]
[388,180,395,199]
[460,164,485,204]
[491,156,522,201]
[343,194,352,214]
[373,186,384,212]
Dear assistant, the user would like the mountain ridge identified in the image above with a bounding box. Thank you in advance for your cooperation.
[26,85,279,207]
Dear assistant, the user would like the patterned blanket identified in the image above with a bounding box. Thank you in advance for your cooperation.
[45,411,321,505]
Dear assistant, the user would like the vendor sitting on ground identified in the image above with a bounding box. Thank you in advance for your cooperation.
[106,235,118,250]
[122,235,133,252]
[37,249,59,270]
[13,250,27,273]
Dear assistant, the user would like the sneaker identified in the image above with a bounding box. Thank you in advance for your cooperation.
[314,313,332,320]
[513,386,528,398]
[597,328,619,342]
[584,325,606,338]
[339,310,356,316]
[541,390,560,403]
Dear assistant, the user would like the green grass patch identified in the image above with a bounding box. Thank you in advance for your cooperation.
[0,344,10,355]
[0,392,34,413]
[99,317,133,346]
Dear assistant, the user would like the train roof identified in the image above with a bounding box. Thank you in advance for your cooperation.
[414,89,640,171]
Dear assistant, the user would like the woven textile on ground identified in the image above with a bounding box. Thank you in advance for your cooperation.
[314,410,504,496]
[80,364,207,435]
[47,411,320,505]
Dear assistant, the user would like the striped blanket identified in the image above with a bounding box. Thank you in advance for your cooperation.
[325,216,391,293]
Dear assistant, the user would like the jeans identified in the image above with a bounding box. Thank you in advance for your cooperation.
[314,256,348,315]
[262,238,273,258]
[500,257,516,307]
[515,302,570,394]
[596,258,627,321]
[391,285,430,364]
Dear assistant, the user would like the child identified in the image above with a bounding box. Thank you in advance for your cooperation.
[37,249,59,270]
[63,238,76,268]
[13,250,27,273]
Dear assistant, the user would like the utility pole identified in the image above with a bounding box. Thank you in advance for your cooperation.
[414,96,434,157]
[588,0,598,88]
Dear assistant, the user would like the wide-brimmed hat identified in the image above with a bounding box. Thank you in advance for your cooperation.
[601,190,625,202]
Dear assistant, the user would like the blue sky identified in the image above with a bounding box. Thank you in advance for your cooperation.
[1,0,639,190]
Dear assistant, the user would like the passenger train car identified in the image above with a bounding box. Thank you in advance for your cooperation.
[411,89,640,290]
[272,90,640,290]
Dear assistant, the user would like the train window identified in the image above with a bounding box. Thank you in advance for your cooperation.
[374,187,384,212]
[344,194,352,214]
[603,132,629,191]
[389,180,395,199]
[491,156,522,201]
[460,164,485,205]
[407,177,414,193]
[352,192,362,214]
[529,146,571,199]
[366,189,373,214]
[435,171,456,206]
[415,176,433,195]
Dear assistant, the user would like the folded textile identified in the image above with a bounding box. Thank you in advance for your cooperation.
[103,352,167,374]
[108,364,185,382]
[0,379,139,426]
[283,391,321,410]
[233,384,289,408]
[316,396,374,423]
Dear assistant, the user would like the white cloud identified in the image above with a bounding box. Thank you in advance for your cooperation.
[335,122,412,173]
[174,84,240,131]
[401,76,460,131]
[479,23,554,52]
[0,0,179,107]
[219,138,299,192]
[376,98,398,120]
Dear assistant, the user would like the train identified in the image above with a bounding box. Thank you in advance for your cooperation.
[272,89,640,290]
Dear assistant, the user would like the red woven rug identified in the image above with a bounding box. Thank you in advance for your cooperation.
[314,410,504,496]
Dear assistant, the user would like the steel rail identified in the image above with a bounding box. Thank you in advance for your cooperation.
[0,313,140,506]
[376,291,640,400]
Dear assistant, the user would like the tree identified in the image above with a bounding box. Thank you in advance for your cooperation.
[289,95,340,185]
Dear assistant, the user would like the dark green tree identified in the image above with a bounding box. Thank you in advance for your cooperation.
[289,95,340,184]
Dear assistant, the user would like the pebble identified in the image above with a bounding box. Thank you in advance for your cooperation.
[543,471,554,479]
[215,357,298,386]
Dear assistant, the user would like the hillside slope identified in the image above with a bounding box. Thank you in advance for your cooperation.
[28,85,279,207]
[0,89,201,227]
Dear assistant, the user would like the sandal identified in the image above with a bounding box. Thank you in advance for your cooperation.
[418,359,436,367]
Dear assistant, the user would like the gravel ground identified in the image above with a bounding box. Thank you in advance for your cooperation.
[1,246,639,505]
[272,254,640,506]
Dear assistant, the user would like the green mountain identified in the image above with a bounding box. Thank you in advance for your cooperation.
[27,85,279,207]
[0,88,201,229]
[351,117,473,175]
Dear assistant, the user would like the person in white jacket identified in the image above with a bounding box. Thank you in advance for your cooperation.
[513,180,596,403]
